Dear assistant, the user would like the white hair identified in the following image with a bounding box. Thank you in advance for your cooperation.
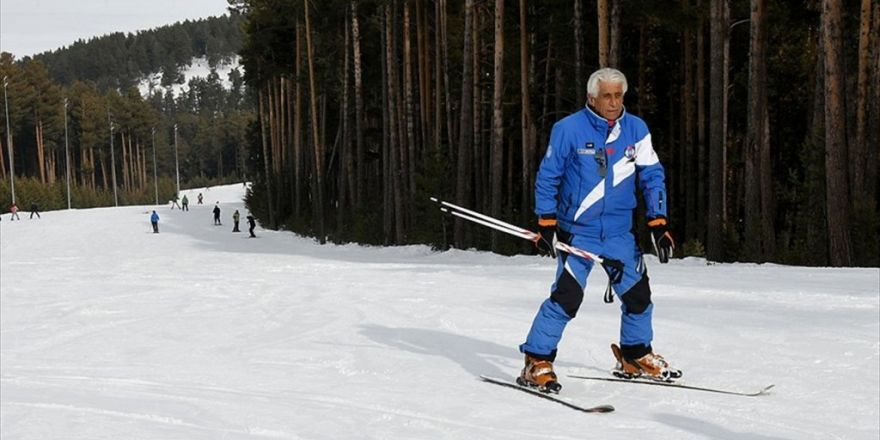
[587,68,628,98]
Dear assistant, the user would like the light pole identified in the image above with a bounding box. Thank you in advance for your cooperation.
[64,98,71,209]
[173,123,180,196]
[108,110,118,206]
[151,127,158,205]
[3,76,15,204]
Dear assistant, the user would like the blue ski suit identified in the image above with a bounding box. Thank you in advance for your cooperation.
[520,105,668,361]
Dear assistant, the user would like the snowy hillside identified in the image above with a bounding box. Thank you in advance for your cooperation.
[138,55,242,98]
[1,184,878,439]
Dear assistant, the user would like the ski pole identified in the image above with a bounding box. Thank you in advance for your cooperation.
[431,197,607,264]
[432,197,535,237]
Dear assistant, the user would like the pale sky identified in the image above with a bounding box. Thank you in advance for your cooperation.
[0,0,232,58]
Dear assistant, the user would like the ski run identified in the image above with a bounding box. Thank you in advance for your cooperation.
[1,184,878,439]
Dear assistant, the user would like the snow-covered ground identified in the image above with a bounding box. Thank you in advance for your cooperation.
[1,184,878,439]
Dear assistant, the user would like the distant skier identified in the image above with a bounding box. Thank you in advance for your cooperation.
[197,193,204,204]
[247,214,256,238]
[181,194,189,211]
[29,202,41,219]
[170,194,181,210]
[213,203,222,225]
[232,209,241,232]
[9,202,20,220]
[150,210,160,233]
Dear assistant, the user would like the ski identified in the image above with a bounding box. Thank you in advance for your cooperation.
[479,375,615,413]
[566,374,775,397]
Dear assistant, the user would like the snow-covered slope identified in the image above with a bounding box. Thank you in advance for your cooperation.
[138,56,241,98]
[1,184,878,439]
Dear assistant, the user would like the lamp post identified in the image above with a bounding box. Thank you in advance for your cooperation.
[3,76,15,204]
[173,123,180,196]
[108,110,118,206]
[151,127,158,205]
[64,98,71,209]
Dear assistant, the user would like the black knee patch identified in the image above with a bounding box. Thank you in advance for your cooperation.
[621,275,652,314]
[550,267,584,318]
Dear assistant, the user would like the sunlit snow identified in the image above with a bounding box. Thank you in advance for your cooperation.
[1,184,878,439]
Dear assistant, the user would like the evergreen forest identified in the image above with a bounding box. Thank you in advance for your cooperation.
[1,1,878,267]
[1,14,252,211]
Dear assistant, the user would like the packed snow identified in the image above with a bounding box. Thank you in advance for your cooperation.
[1,184,878,439]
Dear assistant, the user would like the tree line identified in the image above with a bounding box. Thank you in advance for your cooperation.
[32,15,245,90]
[3,1,876,267]
[233,0,878,267]
[0,16,253,212]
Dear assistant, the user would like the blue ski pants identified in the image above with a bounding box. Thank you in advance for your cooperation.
[519,230,654,360]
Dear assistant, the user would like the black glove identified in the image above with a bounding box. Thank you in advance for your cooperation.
[535,215,557,258]
[648,216,675,263]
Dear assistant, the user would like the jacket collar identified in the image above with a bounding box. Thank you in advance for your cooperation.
[583,104,627,131]
[584,105,627,144]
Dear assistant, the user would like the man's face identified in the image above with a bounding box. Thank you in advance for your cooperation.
[588,80,624,121]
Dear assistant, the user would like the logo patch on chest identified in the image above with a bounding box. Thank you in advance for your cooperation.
[624,145,636,161]
[577,142,596,155]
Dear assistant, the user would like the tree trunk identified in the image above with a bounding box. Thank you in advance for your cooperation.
[867,0,879,209]
[805,23,828,264]
[852,0,871,197]
[415,0,431,156]
[490,0,505,251]
[454,0,475,248]
[0,135,6,180]
[122,131,129,189]
[259,87,276,228]
[351,1,367,211]
[696,6,707,245]
[744,0,770,261]
[759,105,774,259]
[433,0,443,152]
[338,13,352,236]
[99,151,108,190]
[574,0,584,101]
[637,23,647,115]
[609,0,621,68]
[351,1,365,212]
[384,4,405,244]
[294,23,304,219]
[305,0,326,244]
[36,117,46,183]
[707,0,728,261]
[440,0,455,160]
[598,0,609,68]
[381,8,392,244]
[682,9,696,244]
[540,30,553,148]
[520,0,535,237]
[403,2,417,198]
[473,7,484,215]
[822,0,852,266]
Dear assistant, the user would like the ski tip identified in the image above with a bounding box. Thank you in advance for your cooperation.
[589,405,616,413]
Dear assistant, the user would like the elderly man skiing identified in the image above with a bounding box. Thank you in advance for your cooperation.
[518,68,679,393]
